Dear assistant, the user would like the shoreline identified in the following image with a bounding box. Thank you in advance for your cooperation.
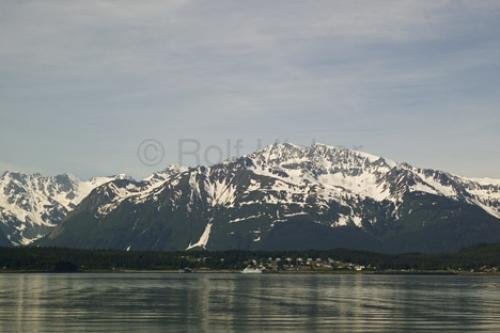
[1,269,499,275]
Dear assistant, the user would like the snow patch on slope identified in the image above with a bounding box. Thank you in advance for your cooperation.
[186,223,213,250]
[205,179,236,206]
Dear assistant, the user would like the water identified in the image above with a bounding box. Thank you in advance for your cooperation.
[0,273,499,332]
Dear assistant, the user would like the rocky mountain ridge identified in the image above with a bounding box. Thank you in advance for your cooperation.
[30,143,500,253]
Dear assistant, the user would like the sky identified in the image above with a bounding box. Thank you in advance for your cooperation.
[1,0,499,179]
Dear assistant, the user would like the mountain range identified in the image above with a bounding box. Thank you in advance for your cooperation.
[1,143,499,253]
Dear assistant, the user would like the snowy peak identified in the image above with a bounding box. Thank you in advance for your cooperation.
[238,143,500,218]
[244,143,398,203]
[143,165,188,184]
[0,171,123,245]
[391,165,500,218]
[85,167,190,218]
[0,171,80,216]
[249,143,396,182]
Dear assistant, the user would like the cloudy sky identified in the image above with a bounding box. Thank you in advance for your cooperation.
[1,0,499,179]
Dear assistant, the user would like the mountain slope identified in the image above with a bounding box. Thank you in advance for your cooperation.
[37,143,500,253]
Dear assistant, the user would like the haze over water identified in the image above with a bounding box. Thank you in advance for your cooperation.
[0,273,499,332]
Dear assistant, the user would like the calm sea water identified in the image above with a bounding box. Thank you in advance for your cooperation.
[0,273,499,332]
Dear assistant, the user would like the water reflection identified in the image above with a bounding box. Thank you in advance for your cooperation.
[0,273,499,332]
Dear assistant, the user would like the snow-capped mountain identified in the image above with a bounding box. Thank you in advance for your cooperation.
[37,143,500,253]
[247,143,500,219]
[0,171,130,245]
